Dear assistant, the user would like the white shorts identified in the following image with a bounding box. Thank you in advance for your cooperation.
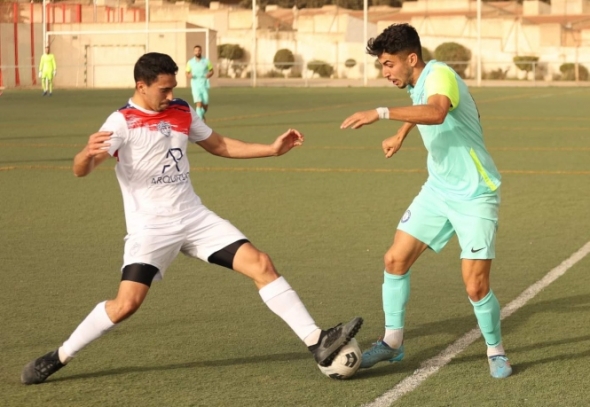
[122,206,247,281]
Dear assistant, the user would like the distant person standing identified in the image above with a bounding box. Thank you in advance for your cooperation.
[39,46,57,96]
[186,45,213,120]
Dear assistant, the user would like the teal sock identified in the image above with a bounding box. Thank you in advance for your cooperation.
[196,107,205,119]
[471,290,502,347]
[383,270,411,330]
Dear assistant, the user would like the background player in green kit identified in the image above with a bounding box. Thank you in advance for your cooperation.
[340,23,511,379]
[186,45,214,120]
[39,46,57,96]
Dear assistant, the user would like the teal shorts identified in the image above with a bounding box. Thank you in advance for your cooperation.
[397,185,500,259]
[191,85,209,105]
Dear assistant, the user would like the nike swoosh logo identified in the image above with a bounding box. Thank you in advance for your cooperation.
[471,247,485,253]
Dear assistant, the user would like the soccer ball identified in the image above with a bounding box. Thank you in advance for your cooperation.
[318,338,362,380]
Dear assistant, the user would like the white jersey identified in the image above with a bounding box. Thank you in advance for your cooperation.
[100,98,212,233]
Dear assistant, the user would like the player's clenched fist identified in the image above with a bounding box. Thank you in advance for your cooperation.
[382,135,404,158]
[85,131,113,158]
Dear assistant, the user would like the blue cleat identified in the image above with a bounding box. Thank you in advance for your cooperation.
[488,355,512,378]
[360,340,404,369]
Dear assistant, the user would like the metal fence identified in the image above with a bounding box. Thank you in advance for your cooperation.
[2,60,589,90]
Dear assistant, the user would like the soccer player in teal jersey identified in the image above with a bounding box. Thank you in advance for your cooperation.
[186,45,214,120]
[39,46,57,96]
[340,23,511,379]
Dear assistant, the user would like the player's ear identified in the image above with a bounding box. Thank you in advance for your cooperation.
[407,52,418,67]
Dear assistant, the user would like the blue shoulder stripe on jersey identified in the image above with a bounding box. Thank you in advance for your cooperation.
[117,103,134,111]
[170,99,189,108]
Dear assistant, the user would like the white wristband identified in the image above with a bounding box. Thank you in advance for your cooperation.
[376,107,389,120]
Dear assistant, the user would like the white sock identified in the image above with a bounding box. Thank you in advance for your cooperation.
[59,301,116,363]
[487,343,505,357]
[259,277,320,345]
[303,329,322,347]
[383,328,404,349]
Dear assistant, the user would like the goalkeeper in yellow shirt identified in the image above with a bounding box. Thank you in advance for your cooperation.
[39,46,57,96]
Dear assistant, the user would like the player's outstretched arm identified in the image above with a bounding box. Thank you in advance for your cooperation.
[73,131,112,177]
[197,129,304,159]
[341,95,451,129]
[340,109,380,129]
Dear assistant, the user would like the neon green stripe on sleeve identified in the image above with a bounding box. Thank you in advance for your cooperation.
[424,64,460,111]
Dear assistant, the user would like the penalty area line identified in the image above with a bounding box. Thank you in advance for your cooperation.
[363,240,590,407]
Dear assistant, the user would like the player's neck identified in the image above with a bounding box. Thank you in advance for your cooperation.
[410,60,427,87]
[130,94,157,112]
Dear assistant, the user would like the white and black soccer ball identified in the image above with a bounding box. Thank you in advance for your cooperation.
[318,338,362,380]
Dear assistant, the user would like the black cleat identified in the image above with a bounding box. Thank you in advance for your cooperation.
[308,316,363,367]
[21,350,65,385]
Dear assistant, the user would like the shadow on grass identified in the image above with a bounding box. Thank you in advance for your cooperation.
[356,293,590,379]
[38,294,590,384]
[47,351,311,383]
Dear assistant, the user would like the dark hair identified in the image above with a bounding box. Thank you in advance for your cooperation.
[133,52,178,86]
[367,23,422,60]
[194,45,202,50]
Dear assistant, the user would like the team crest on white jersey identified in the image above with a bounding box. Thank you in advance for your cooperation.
[157,121,172,137]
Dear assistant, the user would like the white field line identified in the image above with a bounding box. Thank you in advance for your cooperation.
[363,240,590,407]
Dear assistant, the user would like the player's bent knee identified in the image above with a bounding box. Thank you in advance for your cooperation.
[255,251,275,273]
[465,283,490,302]
[250,252,278,284]
[109,299,142,322]
[383,252,410,275]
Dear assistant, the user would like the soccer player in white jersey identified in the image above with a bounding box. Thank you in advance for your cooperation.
[340,24,511,379]
[21,52,362,385]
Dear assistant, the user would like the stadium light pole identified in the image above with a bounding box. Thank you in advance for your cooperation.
[363,0,368,86]
[476,0,482,86]
[252,0,257,87]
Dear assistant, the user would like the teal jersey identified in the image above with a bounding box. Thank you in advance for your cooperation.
[186,57,212,88]
[407,60,501,200]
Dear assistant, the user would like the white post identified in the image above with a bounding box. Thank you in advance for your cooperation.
[145,0,150,52]
[252,0,257,87]
[575,44,580,82]
[42,0,47,46]
[476,0,482,86]
[363,0,368,86]
[205,30,210,59]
